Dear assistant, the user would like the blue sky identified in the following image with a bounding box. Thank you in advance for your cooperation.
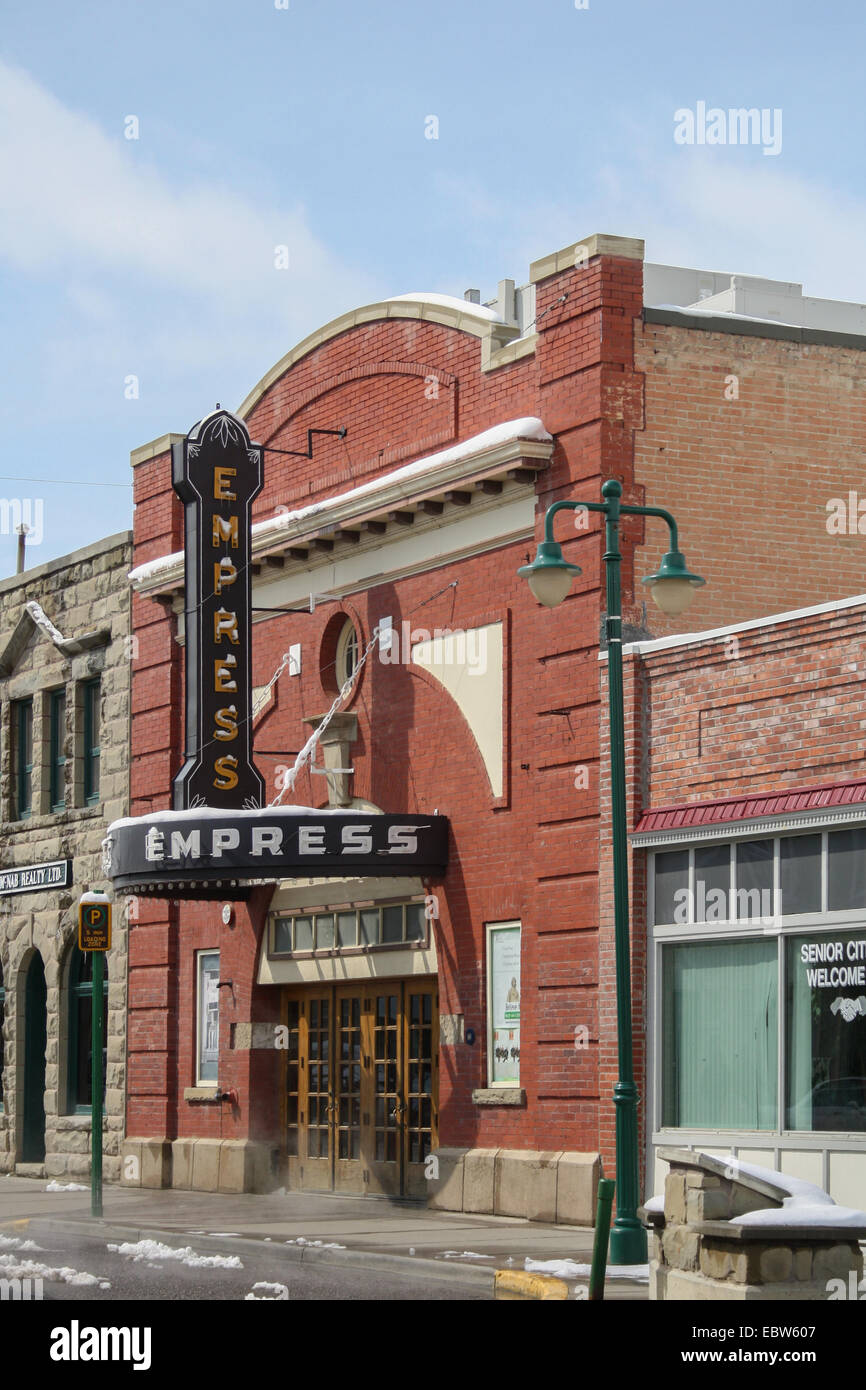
[1,0,864,568]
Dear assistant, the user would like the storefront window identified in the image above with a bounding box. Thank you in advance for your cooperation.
[653,828,866,1137]
[662,939,778,1129]
[196,950,220,1085]
[786,929,866,1131]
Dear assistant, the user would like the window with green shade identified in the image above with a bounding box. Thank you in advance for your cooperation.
[67,948,107,1113]
[13,698,33,819]
[49,688,66,811]
[662,938,778,1130]
[82,679,100,804]
[0,959,5,1111]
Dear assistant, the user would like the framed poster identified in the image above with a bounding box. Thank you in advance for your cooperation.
[196,950,220,1085]
[487,921,521,1086]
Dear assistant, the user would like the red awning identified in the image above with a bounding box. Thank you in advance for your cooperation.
[634,778,866,834]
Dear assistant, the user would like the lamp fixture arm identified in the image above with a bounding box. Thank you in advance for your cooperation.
[541,493,680,553]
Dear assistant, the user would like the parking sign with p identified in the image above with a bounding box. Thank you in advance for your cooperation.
[78,896,111,951]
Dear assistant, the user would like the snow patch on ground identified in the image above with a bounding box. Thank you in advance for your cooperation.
[107,1239,243,1269]
[0,1252,109,1287]
[283,1237,346,1249]
[0,1235,43,1251]
[245,1281,289,1300]
[440,1250,494,1261]
[45,1180,88,1191]
[525,1257,649,1282]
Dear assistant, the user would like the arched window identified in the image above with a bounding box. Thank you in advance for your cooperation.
[67,948,107,1113]
[0,959,5,1111]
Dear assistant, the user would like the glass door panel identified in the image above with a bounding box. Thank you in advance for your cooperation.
[404,983,438,1197]
[363,989,402,1195]
[334,988,365,1193]
[301,992,332,1190]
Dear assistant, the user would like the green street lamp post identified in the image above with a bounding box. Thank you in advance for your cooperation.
[519,478,705,1264]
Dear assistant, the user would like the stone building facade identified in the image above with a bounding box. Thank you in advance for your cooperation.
[0,531,131,1180]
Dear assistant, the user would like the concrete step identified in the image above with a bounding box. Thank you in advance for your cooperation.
[15,1163,45,1179]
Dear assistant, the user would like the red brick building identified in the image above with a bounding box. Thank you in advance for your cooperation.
[614,592,866,1210]
[118,233,866,1217]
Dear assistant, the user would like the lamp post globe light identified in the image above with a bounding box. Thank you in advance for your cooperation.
[519,477,705,1265]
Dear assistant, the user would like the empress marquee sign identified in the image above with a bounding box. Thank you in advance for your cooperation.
[105,408,448,898]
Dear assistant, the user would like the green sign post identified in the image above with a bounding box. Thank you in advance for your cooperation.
[78,892,111,1219]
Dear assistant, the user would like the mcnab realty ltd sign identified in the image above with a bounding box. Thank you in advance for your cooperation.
[106,407,448,898]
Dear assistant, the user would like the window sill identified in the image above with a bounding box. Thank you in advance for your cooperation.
[184,1086,220,1103]
[0,806,103,835]
[472,1088,525,1107]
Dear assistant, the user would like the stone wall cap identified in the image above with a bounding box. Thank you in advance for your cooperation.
[657,1146,789,1204]
[698,1219,866,1242]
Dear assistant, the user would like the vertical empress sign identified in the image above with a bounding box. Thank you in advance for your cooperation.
[172,409,265,810]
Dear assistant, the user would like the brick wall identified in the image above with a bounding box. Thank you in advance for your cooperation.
[634,319,866,639]
[125,245,648,1165]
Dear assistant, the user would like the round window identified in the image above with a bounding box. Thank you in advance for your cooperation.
[335,619,359,689]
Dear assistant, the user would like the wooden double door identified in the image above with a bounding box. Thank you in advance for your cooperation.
[283,979,438,1198]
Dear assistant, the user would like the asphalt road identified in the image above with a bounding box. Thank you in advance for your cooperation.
[0,1224,488,1302]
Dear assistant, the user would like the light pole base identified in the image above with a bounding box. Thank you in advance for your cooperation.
[608,1219,648,1266]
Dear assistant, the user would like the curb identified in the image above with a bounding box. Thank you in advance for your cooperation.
[11,1216,497,1292]
[494,1268,570,1300]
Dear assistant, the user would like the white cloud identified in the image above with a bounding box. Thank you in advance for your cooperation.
[0,59,380,386]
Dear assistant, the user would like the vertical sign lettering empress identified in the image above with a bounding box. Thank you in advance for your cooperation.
[172,409,265,810]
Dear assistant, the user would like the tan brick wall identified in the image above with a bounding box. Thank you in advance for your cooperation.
[633,320,866,638]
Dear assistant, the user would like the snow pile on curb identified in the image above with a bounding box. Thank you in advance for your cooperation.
[0,1252,109,1288]
[107,1239,243,1269]
[525,1257,649,1282]
[45,1180,88,1192]
[440,1250,494,1261]
[283,1236,346,1250]
[0,1234,43,1251]
[646,1153,866,1229]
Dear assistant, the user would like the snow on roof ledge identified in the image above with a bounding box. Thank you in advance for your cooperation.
[128,416,552,590]
[386,292,502,322]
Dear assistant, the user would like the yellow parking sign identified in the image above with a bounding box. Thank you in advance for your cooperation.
[78,897,111,951]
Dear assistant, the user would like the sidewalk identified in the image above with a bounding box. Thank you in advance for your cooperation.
[0,1173,648,1299]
